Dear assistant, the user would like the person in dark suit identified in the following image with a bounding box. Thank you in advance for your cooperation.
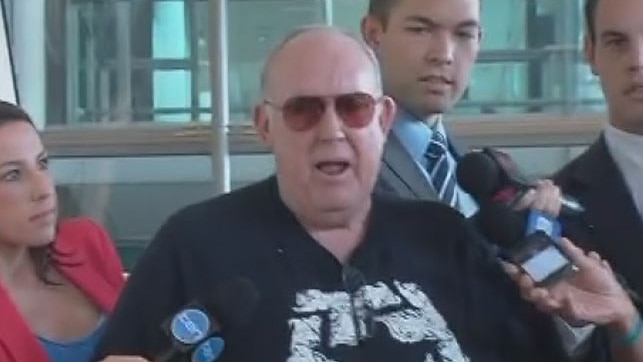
[554,0,643,323]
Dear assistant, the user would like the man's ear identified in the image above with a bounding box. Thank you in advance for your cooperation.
[361,15,385,51]
[253,103,272,146]
[583,35,598,75]
[378,95,397,135]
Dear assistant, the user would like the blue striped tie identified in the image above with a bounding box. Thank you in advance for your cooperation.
[424,130,458,207]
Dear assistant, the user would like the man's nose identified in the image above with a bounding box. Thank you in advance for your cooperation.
[627,38,643,71]
[426,32,455,65]
[315,101,346,141]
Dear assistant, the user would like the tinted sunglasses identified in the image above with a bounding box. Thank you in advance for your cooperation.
[264,92,382,132]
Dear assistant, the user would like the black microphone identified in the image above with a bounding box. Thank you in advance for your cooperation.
[456,148,585,216]
[476,200,577,287]
[156,277,260,362]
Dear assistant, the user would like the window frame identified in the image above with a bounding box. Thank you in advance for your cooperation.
[42,113,605,157]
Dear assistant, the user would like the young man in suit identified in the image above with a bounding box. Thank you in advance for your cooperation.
[554,0,643,318]
[361,0,481,217]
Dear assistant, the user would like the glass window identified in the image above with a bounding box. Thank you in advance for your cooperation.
[52,154,275,269]
[4,0,605,127]
[222,0,605,120]
[0,0,16,104]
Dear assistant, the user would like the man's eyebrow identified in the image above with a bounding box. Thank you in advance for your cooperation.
[404,15,438,27]
[456,20,480,29]
[600,30,627,40]
[0,160,20,169]
[403,15,479,29]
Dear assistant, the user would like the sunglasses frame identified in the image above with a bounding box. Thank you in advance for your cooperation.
[263,92,384,132]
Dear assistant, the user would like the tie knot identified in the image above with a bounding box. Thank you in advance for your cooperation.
[424,131,448,159]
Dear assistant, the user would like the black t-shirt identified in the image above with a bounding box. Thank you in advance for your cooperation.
[94,176,573,362]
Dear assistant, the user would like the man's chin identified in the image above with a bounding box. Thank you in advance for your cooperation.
[409,99,452,118]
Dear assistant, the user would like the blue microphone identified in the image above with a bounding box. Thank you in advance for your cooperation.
[155,277,260,362]
[191,336,226,362]
[170,307,215,346]
[525,209,562,242]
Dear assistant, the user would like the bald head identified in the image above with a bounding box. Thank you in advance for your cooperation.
[260,25,382,99]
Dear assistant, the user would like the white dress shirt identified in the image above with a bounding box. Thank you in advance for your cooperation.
[604,123,643,222]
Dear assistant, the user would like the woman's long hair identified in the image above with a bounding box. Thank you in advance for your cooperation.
[0,101,71,284]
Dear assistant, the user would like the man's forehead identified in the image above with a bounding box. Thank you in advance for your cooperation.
[595,0,643,29]
[271,67,380,101]
[389,0,480,26]
[267,42,379,99]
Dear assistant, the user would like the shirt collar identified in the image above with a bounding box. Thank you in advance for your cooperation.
[604,123,643,170]
[392,108,447,162]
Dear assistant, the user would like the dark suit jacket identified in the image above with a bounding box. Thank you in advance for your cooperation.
[375,132,463,200]
[554,134,643,309]
[0,218,125,362]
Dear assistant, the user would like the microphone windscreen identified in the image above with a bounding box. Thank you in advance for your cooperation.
[456,151,501,201]
[476,201,526,249]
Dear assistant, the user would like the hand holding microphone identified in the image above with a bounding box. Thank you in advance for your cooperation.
[157,277,260,362]
[456,147,584,216]
[476,197,638,332]
[457,147,641,344]
[100,277,260,362]
[504,238,639,332]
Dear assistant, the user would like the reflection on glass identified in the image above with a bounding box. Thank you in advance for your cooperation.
[16,0,607,127]
[52,154,275,269]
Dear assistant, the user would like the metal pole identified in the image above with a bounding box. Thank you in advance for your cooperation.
[114,1,132,122]
[208,0,230,194]
[324,0,333,25]
[13,0,45,128]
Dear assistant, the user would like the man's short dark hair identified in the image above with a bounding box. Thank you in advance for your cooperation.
[367,0,482,28]
[367,0,397,27]
[585,0,600,41]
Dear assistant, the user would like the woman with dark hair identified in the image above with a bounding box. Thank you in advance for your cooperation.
[0,101,125,362]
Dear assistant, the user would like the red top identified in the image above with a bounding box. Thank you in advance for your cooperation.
[0,217,125,362]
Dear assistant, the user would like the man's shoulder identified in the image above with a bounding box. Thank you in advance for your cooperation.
[373,194,473,246]
[553,137,605,191]
[553,151,587,189]
[376,193,464,221]
[183,178,273,216]
[154,177,278,245]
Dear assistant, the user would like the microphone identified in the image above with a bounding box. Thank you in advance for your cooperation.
[476,200,577,287]
[456,148,585,216]
[156,277,260,362]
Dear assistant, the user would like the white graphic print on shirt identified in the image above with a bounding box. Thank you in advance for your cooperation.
[287,280,469,362]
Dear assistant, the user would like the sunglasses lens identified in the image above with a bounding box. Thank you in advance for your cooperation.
[279,93,377,131]
[282,96,326,131]
[336,93,376,128]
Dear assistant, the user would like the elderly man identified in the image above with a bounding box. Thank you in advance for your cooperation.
[93,26,605,362]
